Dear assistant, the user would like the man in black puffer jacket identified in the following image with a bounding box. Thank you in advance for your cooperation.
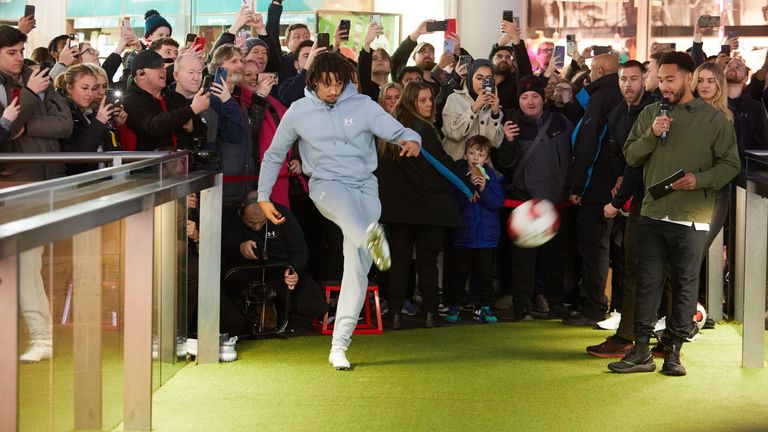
[586,60,656,358]
[565,53,624,327]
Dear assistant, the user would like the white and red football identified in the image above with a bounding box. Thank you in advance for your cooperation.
[694,302,707,330]
[507,199,560,248]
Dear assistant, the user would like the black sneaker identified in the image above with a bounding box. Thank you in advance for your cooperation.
[652,337,672,358]
[607,347,656,373]
[562,312,600,327]
[660,345,686,376]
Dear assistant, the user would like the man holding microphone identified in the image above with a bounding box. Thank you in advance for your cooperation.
[610,52,739,376]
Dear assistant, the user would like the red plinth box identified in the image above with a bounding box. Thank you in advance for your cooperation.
[317,283,383,335]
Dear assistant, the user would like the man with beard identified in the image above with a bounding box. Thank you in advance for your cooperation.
[586,60,656,358]
[563,53,623,327]
[490,17,532,110]
[390,20,442,96]
[123,50,209,151]
[724,58,768,161]
[610,52,739,376]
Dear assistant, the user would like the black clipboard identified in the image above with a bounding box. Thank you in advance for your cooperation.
[648,169,685,200]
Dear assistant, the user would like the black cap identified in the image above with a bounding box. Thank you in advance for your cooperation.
[131,50,165,75]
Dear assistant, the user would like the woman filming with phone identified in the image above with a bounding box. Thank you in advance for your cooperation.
[441,59,504,160]
[54,64,123,174]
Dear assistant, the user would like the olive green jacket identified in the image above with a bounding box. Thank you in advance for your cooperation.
[624,97,740,224]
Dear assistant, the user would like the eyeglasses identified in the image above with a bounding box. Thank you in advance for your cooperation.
[555,86,572,93]
[80,48,98,56]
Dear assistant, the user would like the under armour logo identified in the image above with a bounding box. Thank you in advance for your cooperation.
[343,118,354,126]
[266,231,277,239]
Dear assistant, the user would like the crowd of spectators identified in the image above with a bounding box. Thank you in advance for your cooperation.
[5,3,767,374]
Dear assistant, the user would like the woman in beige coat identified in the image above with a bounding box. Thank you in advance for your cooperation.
[441,59,504,160]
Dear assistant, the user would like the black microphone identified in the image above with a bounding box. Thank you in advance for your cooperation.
[660,97,670,143]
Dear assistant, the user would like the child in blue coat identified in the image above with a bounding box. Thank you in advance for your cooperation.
[444,135,504,323]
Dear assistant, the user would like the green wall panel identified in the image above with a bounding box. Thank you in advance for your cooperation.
[67,0,122,17]
[124,0,181,16]
[0,0,26,21]
[256,0,322,12]
[194,0,242,14]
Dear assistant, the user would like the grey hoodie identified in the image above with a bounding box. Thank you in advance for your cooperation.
[258,83,421,201]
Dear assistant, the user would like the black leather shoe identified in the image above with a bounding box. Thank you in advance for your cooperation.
[389,313,402,330]
[425,312,437,328]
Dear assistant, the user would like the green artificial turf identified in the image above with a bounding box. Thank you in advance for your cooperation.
[150,321,768,432]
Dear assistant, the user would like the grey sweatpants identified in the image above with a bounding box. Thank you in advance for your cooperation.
[20,246,52,341]
[309,178,379,350]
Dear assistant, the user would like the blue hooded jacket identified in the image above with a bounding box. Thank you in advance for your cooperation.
[449,160,505,248]
[258,83,421,201]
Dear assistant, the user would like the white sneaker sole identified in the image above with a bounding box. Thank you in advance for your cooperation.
[328,351,351,370]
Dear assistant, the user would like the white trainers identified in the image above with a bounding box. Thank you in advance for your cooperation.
[328,346,350,370]
[20,339,52,363]
[365,223,391,271]
[186,335,238,362]
[597,310,621,330]
[219,336,238,362]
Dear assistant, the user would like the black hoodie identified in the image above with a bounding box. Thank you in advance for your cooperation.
[570,72,623,204]
[607,91,655,210]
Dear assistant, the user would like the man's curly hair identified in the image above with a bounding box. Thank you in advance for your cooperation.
[306,51,355,92]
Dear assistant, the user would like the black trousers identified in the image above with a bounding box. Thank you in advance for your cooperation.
[609,215,627,311]
[497,207,513,297]
[577,202,614,320]
[703,185,731,252]
[615,202,640,342]
[634,217,707,345]
[444,247,495,307]
[509,217,568,312]
[385,223,443,315]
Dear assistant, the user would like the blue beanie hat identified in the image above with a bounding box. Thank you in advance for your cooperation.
[144,10,172,38]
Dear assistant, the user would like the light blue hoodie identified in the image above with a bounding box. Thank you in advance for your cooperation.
[257,83,421,202]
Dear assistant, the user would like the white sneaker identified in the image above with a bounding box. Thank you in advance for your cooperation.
[365,223,391,271]
[597,310,621,330]
[176,336,188,358]
[20,339,52,363]
[186,335,238,362]
[219,336,238,362]
[328,346,350,370]
[186,338,198,356]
